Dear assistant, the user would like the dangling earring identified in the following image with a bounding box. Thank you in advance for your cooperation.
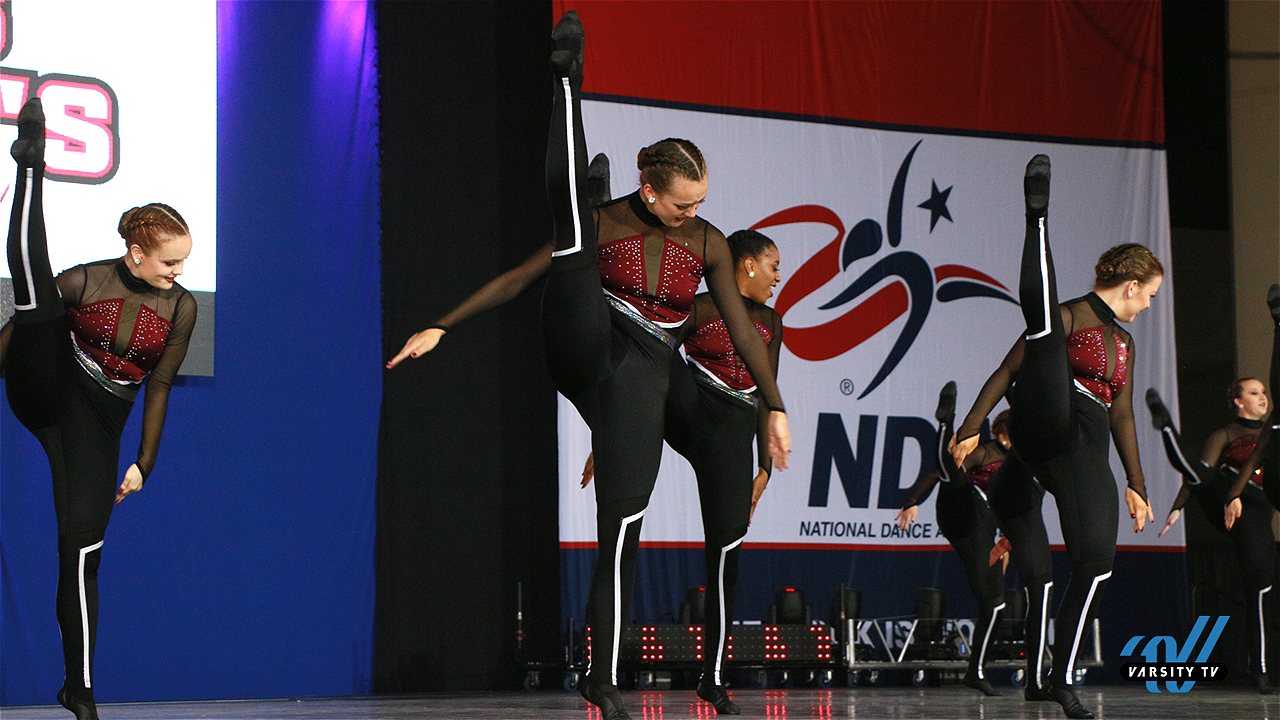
[647,196,656,204]
[748,271,755,278]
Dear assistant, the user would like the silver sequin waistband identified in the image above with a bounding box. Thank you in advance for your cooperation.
[1073,379,1111,410]
[691,362,759,408]
[604,293,681,350]
[71,335,140,402]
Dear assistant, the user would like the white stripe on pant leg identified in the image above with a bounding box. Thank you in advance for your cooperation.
[15,167,37,310]
[78,540,104,688]
[1161,427,1204,482]
[1025,218,1052,340]
[713,535,746,686]
[936,423,950,483]
[1260,586,1272,674]
[1035,582,1052,689]
[1064,571,1111,685]
[550,78,583,259]
[975,602,1006,680]
[609,509,646,685]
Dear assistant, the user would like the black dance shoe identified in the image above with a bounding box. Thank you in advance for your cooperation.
[696,679,742,715]
[57,685,100,720]
[1256,673,1276,694]
[1024,682,1055,701]
[962,671,1003,696]
[549,10,584,82]
[10,97,45,167]
[1267,283,1280,323]
[580,679,632,720]
[1144,388,1172,431]
[1047,682,1093,719]
[587,152,612,208]
[1024,154,1051,217]
[935,380,957,425]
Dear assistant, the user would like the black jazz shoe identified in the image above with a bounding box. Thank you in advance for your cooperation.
[580,678,632,720]
[10,97,45,167]
[696,678,742,715]
[1024,154,1051,218]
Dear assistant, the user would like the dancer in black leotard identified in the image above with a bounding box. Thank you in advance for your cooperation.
[952,155,1158,719]
[0,99,197,720]
[1147,379,1277,693]
[897,394,1012,696]
[542,14,788,720]
[1228,286,1280,515]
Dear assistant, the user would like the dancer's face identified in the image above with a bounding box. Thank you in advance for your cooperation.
[1116,275,1162,322]
[645,176,708,228]
[129,234,192,290]
[1235,379,1269,420]
[742,246,781,303]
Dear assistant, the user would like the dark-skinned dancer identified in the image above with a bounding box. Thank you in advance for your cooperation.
[951,155,1157,719]
[543,13,789,720]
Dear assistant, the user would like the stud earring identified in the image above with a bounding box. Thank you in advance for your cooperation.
[748,271,755,278]
[647,196,656,204]
[134,258,141,266]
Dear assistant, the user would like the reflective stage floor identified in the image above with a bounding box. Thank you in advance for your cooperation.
[2,686,1277,719]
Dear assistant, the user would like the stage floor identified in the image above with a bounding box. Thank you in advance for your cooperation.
[2,687,1276,719]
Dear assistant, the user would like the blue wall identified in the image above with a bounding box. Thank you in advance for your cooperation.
[1,1,379,704]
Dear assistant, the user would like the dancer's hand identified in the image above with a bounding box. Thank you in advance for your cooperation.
[1125,487,1153,532]
[768,411,791,470]
[1224,497,1243,530]
[386,327,446,369]
[580,453,595,488]
[989,536,1012,567]
[949,434,979,469]
[749,469,769,523]
[894,505,917,531]
[1158,509,1181,537]
[115,464,144,504]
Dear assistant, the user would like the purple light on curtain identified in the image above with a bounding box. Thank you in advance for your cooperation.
[316,0,372,89]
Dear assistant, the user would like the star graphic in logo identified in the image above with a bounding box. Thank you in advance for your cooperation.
[917,180,953,232]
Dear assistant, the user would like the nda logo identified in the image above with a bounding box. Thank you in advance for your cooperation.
[1121,616,1228,693]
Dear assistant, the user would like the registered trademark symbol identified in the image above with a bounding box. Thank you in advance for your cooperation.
[839,379,855,396]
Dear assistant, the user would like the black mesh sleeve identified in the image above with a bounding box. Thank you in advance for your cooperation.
[755,309,784,477]
[1168,481,1193,514]
[903,469,943,509]
[1108,333,1146,501]
[135,291,197,480]
[958,336,1024,441]
[703,226,783,411]
[433,241,552,330]
[1226,426,1268,502]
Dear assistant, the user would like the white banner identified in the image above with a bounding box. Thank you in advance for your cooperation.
[0,0,216,292]
[559,100,1181,549]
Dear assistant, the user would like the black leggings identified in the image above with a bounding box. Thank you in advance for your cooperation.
[6,160,132,699]
[542,66,684,686]
[937,484,1007,679]
[1006,210,1117,687]
[668,381,755,685]
[986,453,1054,690]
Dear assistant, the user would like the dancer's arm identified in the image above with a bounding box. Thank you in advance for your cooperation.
[121,291,198,501]
[1224,426,1265,504]
[952,337,1023,464]
[750,310,784,521]
[1109,337,1152,529]
[704,227,789,467]
[1159,481,1192,537]
[387,241,553,368]
[0,320,11,374]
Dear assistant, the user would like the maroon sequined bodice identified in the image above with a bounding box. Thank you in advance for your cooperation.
[68,299,173,383]
[1220,433,1263,486]
[685,317,773,391]
[1067,326,1129,406]
[598,235,704,327]
[968,459,1003,492]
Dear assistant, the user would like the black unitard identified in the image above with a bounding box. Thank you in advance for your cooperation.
[666,293,781,686]
[2,159,196,702]
[1232,313,1280,512]
[1157,417,1276,678]
[543,61,783,689]
[958,212,1148,690]
[903,431,1009,683]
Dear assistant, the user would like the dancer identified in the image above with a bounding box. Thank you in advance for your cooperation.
[1147,381,1276,692]
[542,13,788,719]
[1,99,197,720]
[582,229,782,714]
[896,393,1012,696]
[1227,285,1280,514]
[952,155,1157,719]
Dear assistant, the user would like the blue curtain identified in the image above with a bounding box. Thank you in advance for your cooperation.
[1,1,379,704]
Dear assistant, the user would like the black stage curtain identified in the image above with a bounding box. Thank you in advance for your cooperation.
[376,1,560,691]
